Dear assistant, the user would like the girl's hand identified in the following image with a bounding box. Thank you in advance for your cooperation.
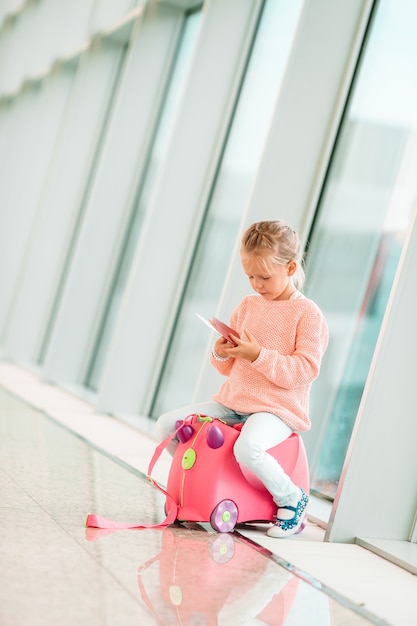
[213,336,230,358]
[222,329,261,362]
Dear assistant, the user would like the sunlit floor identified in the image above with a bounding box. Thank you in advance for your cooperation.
[1,362,416,626]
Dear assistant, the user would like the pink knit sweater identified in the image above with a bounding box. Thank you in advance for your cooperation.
[211,293,328,431]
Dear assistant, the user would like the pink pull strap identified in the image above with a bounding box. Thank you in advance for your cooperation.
[85,419,194,530]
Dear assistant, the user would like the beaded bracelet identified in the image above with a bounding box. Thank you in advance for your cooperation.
[211,347,230,362]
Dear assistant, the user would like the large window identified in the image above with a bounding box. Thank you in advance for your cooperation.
[304,0,417,499]
[151,0,303,416]
[85,10,202,391]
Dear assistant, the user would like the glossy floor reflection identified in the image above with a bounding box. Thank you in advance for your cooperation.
[0,387,389,625]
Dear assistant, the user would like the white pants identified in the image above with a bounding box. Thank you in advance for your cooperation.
[154,400,299,507]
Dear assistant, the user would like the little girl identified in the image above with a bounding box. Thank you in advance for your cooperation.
[155,220,328,537]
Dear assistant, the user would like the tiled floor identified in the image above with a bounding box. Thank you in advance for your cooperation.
[1,362,416,626]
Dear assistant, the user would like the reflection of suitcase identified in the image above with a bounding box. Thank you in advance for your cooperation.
[137,527,299,626]
[166,414,309,532]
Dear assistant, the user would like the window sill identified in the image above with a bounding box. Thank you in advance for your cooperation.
[356,537,417,576]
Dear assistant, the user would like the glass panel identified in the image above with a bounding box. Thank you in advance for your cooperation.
[86,10,202,390]
[151,0,303,416]
[304,0,417,499]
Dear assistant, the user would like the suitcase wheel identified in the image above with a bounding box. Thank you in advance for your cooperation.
[210,499,238,533]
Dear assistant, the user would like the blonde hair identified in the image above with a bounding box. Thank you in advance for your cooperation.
[241,220,305,290]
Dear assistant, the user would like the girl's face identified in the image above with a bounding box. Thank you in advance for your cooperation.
[240,251,297,301]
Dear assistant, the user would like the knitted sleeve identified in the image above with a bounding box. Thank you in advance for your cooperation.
[210,351,234,375]
[250,305,328,389]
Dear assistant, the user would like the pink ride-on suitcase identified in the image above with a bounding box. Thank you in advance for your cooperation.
[166,413,309,533]
[85,412,309,533]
